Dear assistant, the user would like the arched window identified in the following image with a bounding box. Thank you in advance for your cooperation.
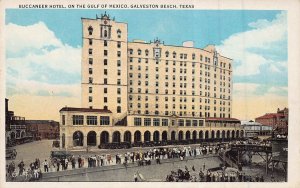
[88,26,93,35]
[138,49,142,55]
[145,49,149,56]
[104,30,108,38]
[165,51,169,57]
[117,29,121,38]
[129,49,133,55]
[173,51,176,58]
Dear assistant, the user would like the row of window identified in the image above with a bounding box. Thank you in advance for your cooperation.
[69,115,110,125]
[88,77,123,85]
[87,26,121,38]
[128,88,230,99]
[129,50,231,69]
[128,58,231,73]
[130,111,230,118]
[88,87,122,95]
[129,102,229,111]
[128,95,231,105]
[133,117,204,127]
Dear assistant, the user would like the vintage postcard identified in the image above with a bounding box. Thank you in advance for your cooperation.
[0,0,300,188]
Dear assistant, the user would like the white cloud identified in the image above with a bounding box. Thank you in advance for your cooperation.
[233,83,260,97]
[6,22,63,55]
[5,22,81,97]
[216,11,287,76]
[7,75,81,97]
[233,83,287,98]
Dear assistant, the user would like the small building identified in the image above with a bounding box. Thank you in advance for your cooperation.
[25,120,60,140]
[5,98,28,144]
[255,108,288,135]
[241,120,272,137]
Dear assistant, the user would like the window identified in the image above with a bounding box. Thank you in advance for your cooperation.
[117,88,121,94]
[89,49,92,55]
[100,116,110,125]
[192,120,198,126]
[144,118,151,126]
[117,97,121,104]
[173,51,176,58]
[145,49,149,56]
[117,41,121,48]
[117,60,121,67]
[162,119,168,126]
[104,59,108,65]
[117,70,121,76]
[104,40,107,46]
[87,116,97,125]
[117,29,121,38]
[165,51,169,57]
[138,49,142,55]
[104,97,107,103]
[104,50,108,56]
[117,106,121,113]
[89,77,93,84]
[89,39,93,45]
[104,78,107,84]
[89,68,93,74]
[134,117,142,126]
[153,118,160,126]
[199,120,204,126]
[73,115,84,125]
[89,96,92,102]
[89,87,92,93]
[62,115,65,125]
[185,120,191,126]
[104,88,107,94]
[117,79,121,85]
[104,69,108,75]
[88,26,93,35]
[89,58,93,65]
[178,119,184,126]
[117,51,121,57]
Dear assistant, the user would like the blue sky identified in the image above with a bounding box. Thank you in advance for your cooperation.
[5,9,288,120]
[6,9,280,48]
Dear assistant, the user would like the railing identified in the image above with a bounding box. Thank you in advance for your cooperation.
[218,150,239,169]
[230,144,272,153]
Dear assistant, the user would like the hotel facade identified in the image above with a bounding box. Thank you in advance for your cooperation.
[60,13,243,149]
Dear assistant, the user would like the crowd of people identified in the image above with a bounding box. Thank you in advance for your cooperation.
[6,139,274,181]
[6,159,44,181]
[165,165,266,182]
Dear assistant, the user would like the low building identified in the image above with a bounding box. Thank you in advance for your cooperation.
[241,120,272,137]
[59,107,244,150]
[5,98,28,144]
[255,108,288,134]
[25,120,60,140]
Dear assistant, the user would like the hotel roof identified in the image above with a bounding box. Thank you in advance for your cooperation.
[59,107,112,113]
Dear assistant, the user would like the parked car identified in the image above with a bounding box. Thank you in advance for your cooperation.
[50,150,72,161]
[52,140,60,148]
[6,148,17,159]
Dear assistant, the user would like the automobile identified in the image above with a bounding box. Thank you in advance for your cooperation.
[6,148,17,159]
[52,140,60,148]
[50,150,72,161]
[6,140,16,147]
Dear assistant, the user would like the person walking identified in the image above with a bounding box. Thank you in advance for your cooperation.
[134,172,138,182]
[78,156,82,168]
[43,160,49,172]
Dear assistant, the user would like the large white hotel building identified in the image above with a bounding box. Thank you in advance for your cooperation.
[59,13,243,149]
